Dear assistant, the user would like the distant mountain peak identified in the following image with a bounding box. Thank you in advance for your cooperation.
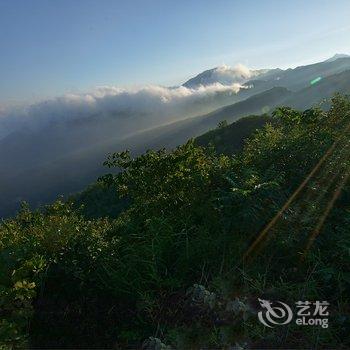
[183,64,271,88]
[325,53,350,62]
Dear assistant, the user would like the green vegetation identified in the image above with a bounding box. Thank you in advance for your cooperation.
[1,95,349,349]
[196,114,272,155]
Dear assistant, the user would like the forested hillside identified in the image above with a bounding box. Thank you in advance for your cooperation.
[195,114,272,155]
[2,58,350,219]
[1,95,349,349]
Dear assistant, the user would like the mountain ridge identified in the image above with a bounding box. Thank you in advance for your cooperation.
[1,55,350,217]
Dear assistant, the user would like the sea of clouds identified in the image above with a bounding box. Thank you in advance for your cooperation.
[0,64,259,139]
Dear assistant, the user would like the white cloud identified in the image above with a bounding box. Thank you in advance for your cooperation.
[211,64,264,84]
[0,82,247,139]
[184,63,267,88]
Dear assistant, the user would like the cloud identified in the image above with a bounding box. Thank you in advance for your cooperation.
[211,64,264,85]
[0,82,247,139]
[183,63,267,88]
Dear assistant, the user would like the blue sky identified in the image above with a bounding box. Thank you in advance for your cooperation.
[1,0,350,105]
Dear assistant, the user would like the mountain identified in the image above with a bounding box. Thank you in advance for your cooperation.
[285,69,350,109]
[1,56,350,217]
[184,56,350,92]
[4,90,350,350]
[119,87,290,153]
[183,64,281,89]
[325,53,350,62]
[129,69,350,153]
[266,57,350,91]
[0,88,289,218]
[195,114,272,155]
[194,67,350,154]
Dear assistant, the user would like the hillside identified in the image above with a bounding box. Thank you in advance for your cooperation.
[0,87,291,218]
[126,87,291,152]
[183,56,350,91]
[195,114,272,154]
[247,56,350,92]
[1,95,349,349]
[1,57,350,218]
[133,68,350,155]
[286,69,350,109]
[2,1,350,347]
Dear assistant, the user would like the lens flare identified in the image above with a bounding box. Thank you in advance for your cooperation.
[310,77,322,85]
[243,119,350,262]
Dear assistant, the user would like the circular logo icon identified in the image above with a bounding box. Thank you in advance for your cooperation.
[258,298,293,327]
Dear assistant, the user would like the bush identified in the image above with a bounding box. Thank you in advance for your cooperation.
[1,95,349,348]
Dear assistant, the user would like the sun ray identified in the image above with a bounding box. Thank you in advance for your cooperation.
[301,168,350,260]
[294,138,350,223]
[243,120,350,261]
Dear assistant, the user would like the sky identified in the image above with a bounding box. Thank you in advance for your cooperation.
[1,0,350,106]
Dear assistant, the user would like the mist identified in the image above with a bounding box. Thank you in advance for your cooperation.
[0,82,247,140]
[0,77,251,217]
